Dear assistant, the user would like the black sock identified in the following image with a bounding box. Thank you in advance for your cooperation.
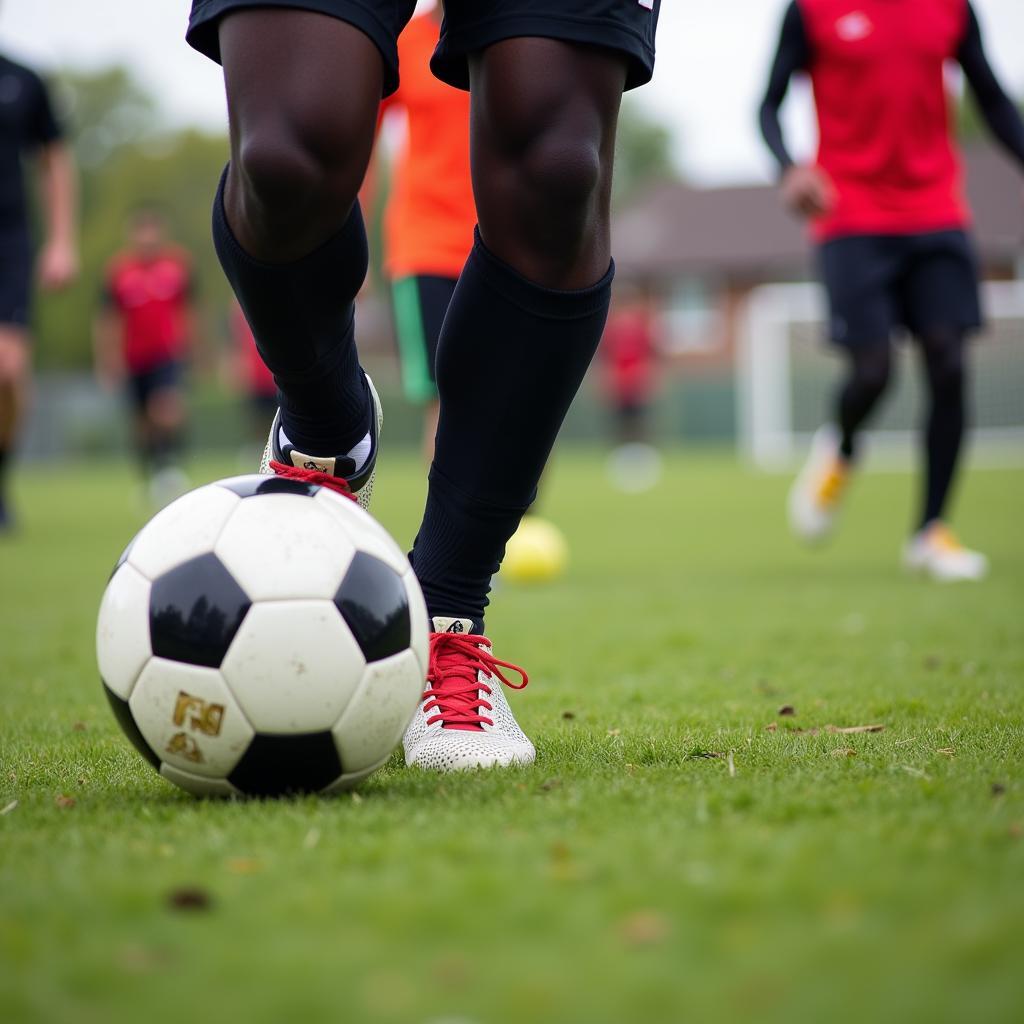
[920,332,967,529]
[212,168,370,455]
[410,231,613,628]
[836,344,891,459]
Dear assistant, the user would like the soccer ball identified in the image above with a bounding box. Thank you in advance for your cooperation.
[501,516,568,584]
[96,475,428,797]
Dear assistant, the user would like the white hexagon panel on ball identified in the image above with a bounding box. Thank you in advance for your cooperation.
[220,599,366,734]
[129,658,255,779]
[128,484,240,580]
[215,493,357,601]
[97,562,152,700]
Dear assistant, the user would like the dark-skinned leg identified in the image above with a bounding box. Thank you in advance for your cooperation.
[212,10,381,457]
[410,39,626,627]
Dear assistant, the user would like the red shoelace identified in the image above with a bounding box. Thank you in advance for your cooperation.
[424,631,529,731]
[270,460,356,502]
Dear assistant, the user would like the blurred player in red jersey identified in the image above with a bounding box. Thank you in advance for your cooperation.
[378,3,473,461]
[600,283,662,492]
[761,0,1024,580]
[94,206,197,506]
[0,50,77,532]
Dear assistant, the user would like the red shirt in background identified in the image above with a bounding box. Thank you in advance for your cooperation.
[601,307,657,405]
[105,248,194,373]
[230,302,276,398]
[801,0,970,240]
[380,13,475,280]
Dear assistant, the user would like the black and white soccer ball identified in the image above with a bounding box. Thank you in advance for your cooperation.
[96,475,428,797]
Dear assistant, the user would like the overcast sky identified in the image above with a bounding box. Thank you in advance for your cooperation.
[2,0,1022,185]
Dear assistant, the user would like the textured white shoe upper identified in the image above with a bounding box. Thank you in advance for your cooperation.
[903,524,988,582]
[788,425,848,543]
[259,373,383,513]
[403,617,536,772]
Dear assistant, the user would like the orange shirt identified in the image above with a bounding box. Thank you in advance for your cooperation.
[381,14,475,280]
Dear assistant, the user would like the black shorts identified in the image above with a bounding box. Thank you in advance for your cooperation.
[0,228,33,328]
[187,0,660,96]
[127,360,183,413]
[819,229,983,348]
[390,274,456,403]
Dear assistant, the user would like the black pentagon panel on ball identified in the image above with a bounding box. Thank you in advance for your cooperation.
[334,551,411,662]
[228,733,342,796]
[102,682,161,770]
[149,552,251,668]
[216,476,320,499]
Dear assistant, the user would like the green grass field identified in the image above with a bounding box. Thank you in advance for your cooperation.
[2,448,1022,1024]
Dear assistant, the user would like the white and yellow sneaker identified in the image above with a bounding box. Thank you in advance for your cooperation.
[258,372,382,513]
[903,522,988,582]
[788,426,852,543]
[403,617,536,772]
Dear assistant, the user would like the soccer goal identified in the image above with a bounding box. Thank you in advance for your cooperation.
[736,279,1024,469]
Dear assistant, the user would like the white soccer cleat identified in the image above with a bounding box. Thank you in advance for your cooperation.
[403,617,536,772]
[902,522,988,582]
[788,425,852,543]
[259,372,383,512]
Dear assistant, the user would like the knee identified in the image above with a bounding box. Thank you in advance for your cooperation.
[519,127,603,223]
[233,116,364,224]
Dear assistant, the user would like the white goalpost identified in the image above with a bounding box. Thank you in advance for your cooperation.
[737,279,1024,469]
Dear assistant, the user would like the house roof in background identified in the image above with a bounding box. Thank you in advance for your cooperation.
[613,147,1023,281]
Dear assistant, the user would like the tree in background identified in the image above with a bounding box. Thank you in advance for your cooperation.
[612,96,679,206]
[33,68,230,370]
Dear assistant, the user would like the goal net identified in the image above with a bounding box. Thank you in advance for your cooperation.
[736,279,1024,469]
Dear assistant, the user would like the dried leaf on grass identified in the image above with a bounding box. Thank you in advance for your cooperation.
[167,887,212,911]
[826,724,884,734]
[54,795,76,809]
[777,705,796,717]
[991,782,1007,797]
[561,711,576,720]
[764,722,778,732]
[936,747,956,757]
[225,857,262,875]
[831,748,857,758]
[618,910,672,948]
[1,800,17,815]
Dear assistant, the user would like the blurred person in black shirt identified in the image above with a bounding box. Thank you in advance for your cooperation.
[0,49,78,531]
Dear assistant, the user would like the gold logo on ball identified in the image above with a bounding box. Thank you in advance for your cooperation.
[165,731,204,763]
[172,691,226,736]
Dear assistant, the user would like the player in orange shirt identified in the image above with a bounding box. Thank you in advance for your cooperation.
[378,4,474,459]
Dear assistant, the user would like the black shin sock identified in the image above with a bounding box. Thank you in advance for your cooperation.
[836,345,892,459]
[410,231,613,627]
[920,333,967,529]
[212,169,370,455]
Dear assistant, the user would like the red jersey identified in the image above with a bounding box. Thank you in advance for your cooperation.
[105,248,193,373]
[801,0,970,240]
[230,303,276,397]
[380,14,475,280]
[601,308,656,403]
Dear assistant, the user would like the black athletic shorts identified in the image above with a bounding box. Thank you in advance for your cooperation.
[0,228,33,328]
[390,274,456,403]
[186,0,660,97]
[819,229,983,348]
[127,360,183,413]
